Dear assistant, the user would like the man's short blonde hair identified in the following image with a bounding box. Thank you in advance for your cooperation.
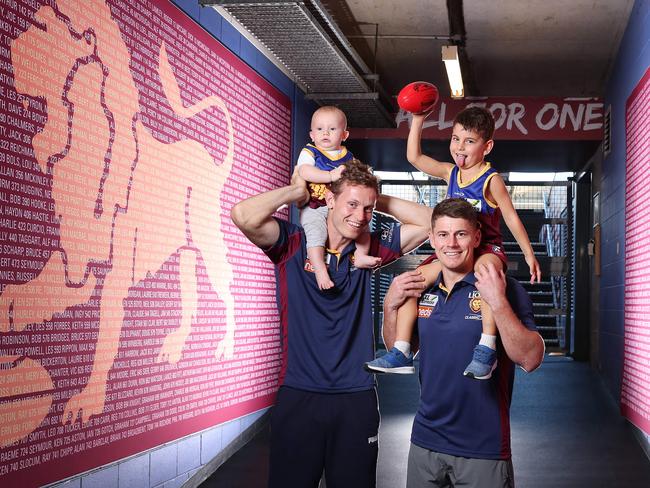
[329,158,378,196]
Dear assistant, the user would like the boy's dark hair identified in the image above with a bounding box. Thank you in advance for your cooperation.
[453,106,495,141]
[431,198,479,229]
[329,158,379,196]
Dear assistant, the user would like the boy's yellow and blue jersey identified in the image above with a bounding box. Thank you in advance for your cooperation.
[302,144,355,209]
[412,273,537,460]
[446,164,503,245]
[263,218,402,393]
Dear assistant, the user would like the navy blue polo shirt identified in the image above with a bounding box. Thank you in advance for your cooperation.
[412,273,537,460]
[264,218,402,393]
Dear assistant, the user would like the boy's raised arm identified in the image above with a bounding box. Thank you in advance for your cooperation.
[407,113,454,180]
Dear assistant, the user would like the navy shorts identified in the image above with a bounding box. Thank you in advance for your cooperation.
[268,386,380,488]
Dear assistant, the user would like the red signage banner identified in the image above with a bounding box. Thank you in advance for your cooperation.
[0,0,291,486]
[350,97,604,140]
[621,66,650,434]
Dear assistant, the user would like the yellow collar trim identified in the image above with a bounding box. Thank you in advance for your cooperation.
[309,144,349,161]
[326,248,341,258]
[457,162,492,188]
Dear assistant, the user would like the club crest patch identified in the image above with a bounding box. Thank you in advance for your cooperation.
[469,297,482,313]
[466,289,481,314]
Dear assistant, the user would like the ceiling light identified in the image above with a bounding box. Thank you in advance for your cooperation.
[442,45,464,99]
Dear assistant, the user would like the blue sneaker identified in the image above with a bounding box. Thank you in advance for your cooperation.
[364,347,414,374]
[463,345,497,380]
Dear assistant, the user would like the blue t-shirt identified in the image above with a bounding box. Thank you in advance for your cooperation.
[264,218,402,393]
[412,273,537,460]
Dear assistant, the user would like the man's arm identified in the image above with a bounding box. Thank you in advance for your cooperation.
[231,175,309,249]
[475,263,544,372]
[381,270,427,348]
[376,194,431,253]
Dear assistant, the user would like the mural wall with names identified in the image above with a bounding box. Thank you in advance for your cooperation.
[0,0,291,485]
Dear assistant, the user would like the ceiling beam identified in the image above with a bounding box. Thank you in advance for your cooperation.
[446,0,478,96]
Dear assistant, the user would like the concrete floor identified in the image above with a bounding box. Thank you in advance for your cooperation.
[201,357,650,487]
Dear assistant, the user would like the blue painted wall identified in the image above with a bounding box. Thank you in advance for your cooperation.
[600,0,650,400]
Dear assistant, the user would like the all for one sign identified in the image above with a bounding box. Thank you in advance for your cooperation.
[352,97,603,140]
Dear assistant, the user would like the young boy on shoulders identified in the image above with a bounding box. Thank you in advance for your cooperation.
[365,106,541,379]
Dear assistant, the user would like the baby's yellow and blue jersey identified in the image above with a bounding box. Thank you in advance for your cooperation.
[263,218,402,393]
[412,273,537,460]
[301,144,355,209]
[446,164,503,246]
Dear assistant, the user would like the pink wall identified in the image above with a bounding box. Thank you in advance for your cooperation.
[0,0,291,485]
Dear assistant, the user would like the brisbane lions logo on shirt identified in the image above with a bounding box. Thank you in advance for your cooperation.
[466,290,482,319]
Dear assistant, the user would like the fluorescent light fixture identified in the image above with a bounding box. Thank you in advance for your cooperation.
[508,172,574,182]
[374,171,430,180]
[442,45,464,99]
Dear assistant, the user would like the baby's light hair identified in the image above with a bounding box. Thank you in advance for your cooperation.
[312,105,348,129]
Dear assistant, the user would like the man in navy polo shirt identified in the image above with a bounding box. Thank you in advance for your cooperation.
[382,198,544,488]
[231,159,431,487]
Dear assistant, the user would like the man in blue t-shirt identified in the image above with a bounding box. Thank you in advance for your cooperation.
[381,198,545,488]
[231,159,431,487]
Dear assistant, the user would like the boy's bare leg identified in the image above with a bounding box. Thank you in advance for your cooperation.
[475,253,503,338]
[308,245,334,290]
[393,297,418,355]
[463,253,503,379]
[364,260,440,374]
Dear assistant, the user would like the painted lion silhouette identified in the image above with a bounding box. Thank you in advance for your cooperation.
[1,0,236,425]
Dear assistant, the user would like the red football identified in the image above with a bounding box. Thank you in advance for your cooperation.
[397,82,439,114]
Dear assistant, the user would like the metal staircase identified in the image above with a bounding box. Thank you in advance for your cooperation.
[500,209,568,351]
[371,180,572,354]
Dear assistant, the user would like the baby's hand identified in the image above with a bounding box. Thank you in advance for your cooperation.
[330,165,346,182]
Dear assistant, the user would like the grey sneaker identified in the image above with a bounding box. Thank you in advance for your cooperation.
[463,345,497,380]
[364,347,414,374]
